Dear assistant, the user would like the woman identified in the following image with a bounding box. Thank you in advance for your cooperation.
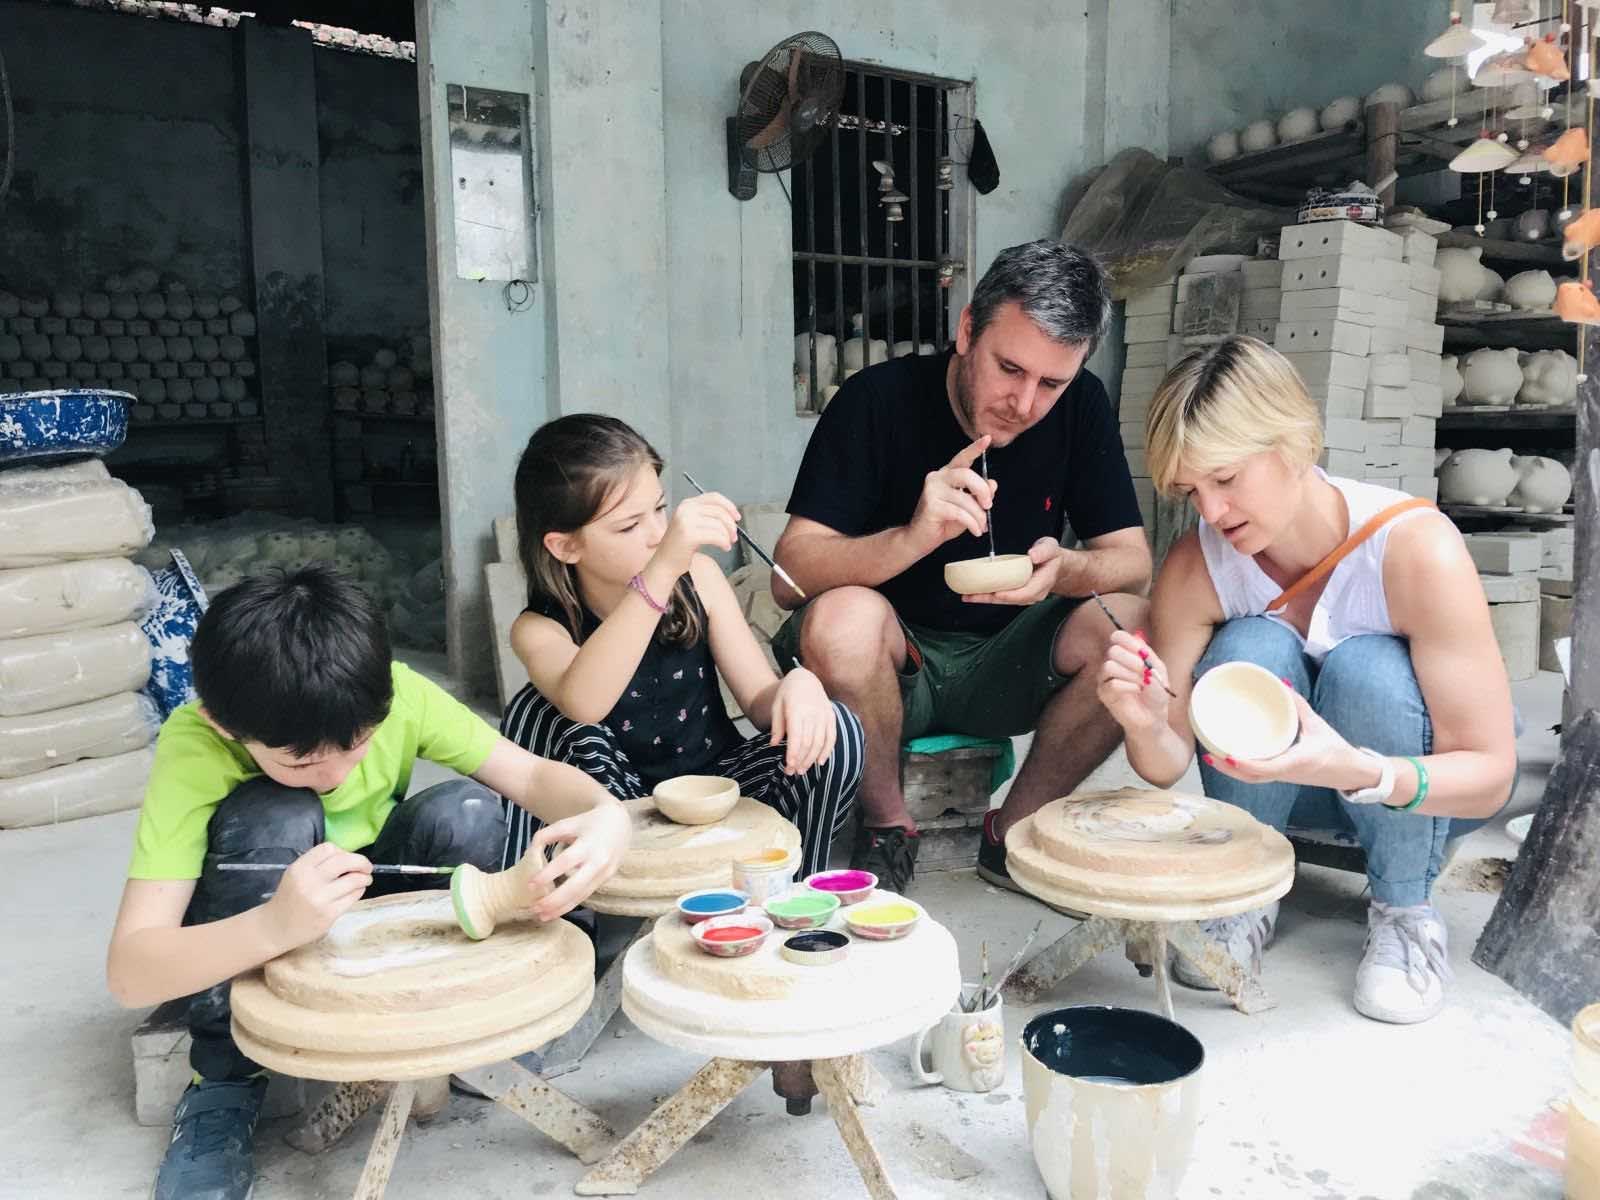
[1098,335,1515,1024]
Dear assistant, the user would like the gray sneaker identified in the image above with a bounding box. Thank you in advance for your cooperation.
[1171,901,1279,990]
[152,1077,266,1200]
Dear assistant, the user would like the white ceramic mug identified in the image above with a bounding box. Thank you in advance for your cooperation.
[910,985,1005,1093]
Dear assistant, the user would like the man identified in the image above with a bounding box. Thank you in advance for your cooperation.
[770,239,1151,894]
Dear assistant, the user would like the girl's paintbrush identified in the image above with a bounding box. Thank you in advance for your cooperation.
[219,862,455,875]
[681,471,807,600]
[1090,590,1178,699]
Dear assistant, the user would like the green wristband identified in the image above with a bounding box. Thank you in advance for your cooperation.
[1392,756,1428,811]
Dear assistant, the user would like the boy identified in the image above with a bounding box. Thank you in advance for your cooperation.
[106,566,631,1200]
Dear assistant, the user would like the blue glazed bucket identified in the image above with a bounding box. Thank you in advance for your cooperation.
[141,549,210,720]
[0,388,132,463]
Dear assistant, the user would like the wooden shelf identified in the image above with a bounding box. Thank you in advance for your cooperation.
[1440,309,1577,349]
[1435,232,1570,268]
[1438,407,1576,430]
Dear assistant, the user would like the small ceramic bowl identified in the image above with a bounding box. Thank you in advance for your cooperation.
[780,929,850,966]
[803,869,877,906]
[1506,813,1533,846]
[653,775,739,825]
[764,888,841,930]
[841,896,924,942]
[691,912,773,958]
[676,888,749,925]
[1188,660,1299,763]
[944,554,1032,595]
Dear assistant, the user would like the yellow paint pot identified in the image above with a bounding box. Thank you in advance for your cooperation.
[843,898,923,941]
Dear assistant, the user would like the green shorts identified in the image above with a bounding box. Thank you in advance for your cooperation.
[770,595,1081,741]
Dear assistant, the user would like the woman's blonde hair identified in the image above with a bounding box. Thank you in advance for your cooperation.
[1144,335,1324,494]
[513,414,705,646]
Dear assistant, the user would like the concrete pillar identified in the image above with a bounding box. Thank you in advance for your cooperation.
[239,20,333,520]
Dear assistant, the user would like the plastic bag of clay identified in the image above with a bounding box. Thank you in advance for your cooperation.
[0,691,161,778]
[0,622,152,717]
[0,746,155,828]
[1058,147,1293,297]
[0,478,154,568]
[0,457,110,490]
[0,557,158,638]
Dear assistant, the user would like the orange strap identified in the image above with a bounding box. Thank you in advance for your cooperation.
[1265,497,1435,614]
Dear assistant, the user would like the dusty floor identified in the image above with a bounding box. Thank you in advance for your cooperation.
[0,670,1573,1199]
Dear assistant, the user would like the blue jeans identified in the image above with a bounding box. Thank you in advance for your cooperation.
[1195,617,1467,907]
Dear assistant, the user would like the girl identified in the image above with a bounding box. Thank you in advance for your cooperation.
[1098,336,1515,1025]
[501,414,864,877]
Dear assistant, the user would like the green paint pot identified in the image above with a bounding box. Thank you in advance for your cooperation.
[763,888,841,930]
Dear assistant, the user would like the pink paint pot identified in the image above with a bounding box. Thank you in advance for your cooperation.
[691,912,773,958]
[803,869,877,906]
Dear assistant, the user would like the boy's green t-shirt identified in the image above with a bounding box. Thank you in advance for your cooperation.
[127,662,500,880]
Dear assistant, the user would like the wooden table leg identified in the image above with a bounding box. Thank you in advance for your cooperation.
[1003,915,1124,1004]
[837,1052,888,1107]
[1165,919,1276,1015]
[574,1057,766,1195]
[453,1060,616,1165]
[352,1080,414,1200]
[285,1080,385,1154]
[814,1056,898,1200]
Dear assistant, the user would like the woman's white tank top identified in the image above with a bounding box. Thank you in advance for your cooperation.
[1196,471,1431,663]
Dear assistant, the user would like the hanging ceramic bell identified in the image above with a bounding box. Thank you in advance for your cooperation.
[1492,0,1535,21]
[1426,10,1484,57]
[1452,136,1520,172]
[1505,81,1549,120]
[880,190,908,222]
[1503,150,1548,180]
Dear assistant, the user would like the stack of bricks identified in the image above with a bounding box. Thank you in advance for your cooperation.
[1274,221,1444,500]
[1118,280,1177,539]
[1464,532,1542,681]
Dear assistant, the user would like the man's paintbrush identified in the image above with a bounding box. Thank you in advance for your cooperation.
[1090,590,1178,699]
[681,471,807,600]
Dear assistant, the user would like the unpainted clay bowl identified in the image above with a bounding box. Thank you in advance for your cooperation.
[1188,661,1299,763]
[653,774,739,825]
[944,553,1032,595]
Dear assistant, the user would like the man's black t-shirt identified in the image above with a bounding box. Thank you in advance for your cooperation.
[785,348,1142,637]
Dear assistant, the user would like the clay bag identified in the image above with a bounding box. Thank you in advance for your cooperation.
[0,479,154,568]
[0,746,156,827]
[0,692,161,779]
[0,458,111,490]
[0,558,157,638]
[0,622,152,717]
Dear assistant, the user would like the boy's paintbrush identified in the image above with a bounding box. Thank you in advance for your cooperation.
[1091,590,1178,699]
[219,862,455,875]
[681,471,807,600]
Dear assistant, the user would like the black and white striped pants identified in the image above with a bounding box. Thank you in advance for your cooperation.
[499,685,865,878]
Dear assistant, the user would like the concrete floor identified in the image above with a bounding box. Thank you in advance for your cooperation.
[0,670,1573,1199]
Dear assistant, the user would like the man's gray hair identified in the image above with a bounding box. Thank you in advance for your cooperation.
[968,240,1110,351]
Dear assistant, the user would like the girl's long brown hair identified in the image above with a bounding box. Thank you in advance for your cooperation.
[513,414,704,646]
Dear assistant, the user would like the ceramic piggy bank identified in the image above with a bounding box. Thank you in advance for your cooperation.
[1504,269,1558,311]
[1437,448,1519,506]
[1436,247,1500,305]
[1440,355,1465,407]
[1518,348,1578,407]
[1460,347,1524,406]
[1508,455,1573,512]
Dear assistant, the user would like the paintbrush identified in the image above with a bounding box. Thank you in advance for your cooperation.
[982,448,995,558]
[984,918,1044,1008]
[981,940,990,1010]
[681,471,807,600]
[1090,590,1178,699]
[219,862,455,875]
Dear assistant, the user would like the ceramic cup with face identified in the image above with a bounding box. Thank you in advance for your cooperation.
[911,986,1006,1093]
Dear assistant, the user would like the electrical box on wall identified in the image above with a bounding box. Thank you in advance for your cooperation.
[445,84,537,284]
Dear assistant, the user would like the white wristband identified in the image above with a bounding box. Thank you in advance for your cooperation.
[1338,747,1394,806]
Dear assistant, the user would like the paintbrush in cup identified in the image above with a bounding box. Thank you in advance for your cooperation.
[681,471,807,600]
[1090,590,1178,699]
[984,918,1043,1008]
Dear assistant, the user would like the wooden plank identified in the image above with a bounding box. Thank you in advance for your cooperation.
[1435,232,1568,268]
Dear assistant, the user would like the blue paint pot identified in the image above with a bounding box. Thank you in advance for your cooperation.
[140,549,209,720]
[0,388,131,463]
[676,889,749,924]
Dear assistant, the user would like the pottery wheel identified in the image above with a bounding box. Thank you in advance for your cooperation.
[585,796,801,917]
[1004,787,1294,920]
[231,892,594,1081]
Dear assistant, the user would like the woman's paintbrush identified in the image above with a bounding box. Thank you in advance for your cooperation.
[1091,590,1178,699]
[681,471,807,600]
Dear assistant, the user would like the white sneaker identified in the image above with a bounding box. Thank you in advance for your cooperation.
[1171,901,1279,990]
[1353,901,1451,1025]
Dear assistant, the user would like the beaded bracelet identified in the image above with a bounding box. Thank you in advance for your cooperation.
[1392,755,1428,812]
[628,573,669,614]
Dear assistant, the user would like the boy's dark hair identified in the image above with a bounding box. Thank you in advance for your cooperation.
[190,564,393,754]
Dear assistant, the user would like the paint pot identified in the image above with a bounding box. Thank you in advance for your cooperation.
[1569,1004,1600,1200]
[803,869,877,906]
[912,982,1005,1093]
[842,898,923,941]
[780,929,849,967]
[691,912,773,958]
[676,888,748,925]
[1021,1006,1204,1200]
[1188,660,1299,763]
[732,846,798,905]
[763,888,840,930]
